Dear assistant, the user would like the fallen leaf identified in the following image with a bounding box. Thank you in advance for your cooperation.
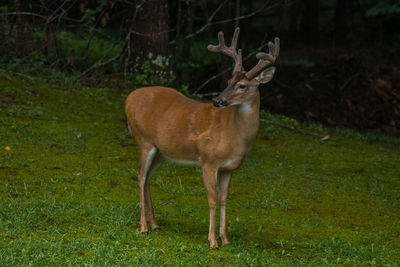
[321,135,330,141]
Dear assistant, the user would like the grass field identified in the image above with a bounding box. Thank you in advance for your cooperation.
[1,74,399,266]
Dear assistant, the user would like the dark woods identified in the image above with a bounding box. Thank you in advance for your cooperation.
[1,0,399,134]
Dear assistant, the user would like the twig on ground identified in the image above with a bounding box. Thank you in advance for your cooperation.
[340,72,360,91]
[0,68,36,80]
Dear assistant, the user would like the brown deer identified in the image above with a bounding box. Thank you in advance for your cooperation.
[125,27,279,248]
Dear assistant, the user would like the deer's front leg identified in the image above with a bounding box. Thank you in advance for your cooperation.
[202,164,219,248]
[218,170,232,245]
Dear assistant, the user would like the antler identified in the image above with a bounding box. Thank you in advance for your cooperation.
[245,37,280,80]
[207,27,243,74]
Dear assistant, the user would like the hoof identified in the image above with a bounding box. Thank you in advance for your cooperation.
[211,246,219,250]
[208,240,219,249]
[223,243,231,246]
[141,231,149,235]
[153,227,160,231]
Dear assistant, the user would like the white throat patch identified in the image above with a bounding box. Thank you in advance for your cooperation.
[238,102,252,113]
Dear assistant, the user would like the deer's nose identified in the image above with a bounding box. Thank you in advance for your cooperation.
[213,97,228,108]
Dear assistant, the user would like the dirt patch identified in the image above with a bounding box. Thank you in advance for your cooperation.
[0,93,24,107]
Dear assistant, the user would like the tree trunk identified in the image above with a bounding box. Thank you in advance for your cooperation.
[334,0,348,44]
[299,0,319,43]
[179,0,194,84]
[14,0,25,57]
[129,0,169,60]
[219,2,232,90]
[235,0,240,28]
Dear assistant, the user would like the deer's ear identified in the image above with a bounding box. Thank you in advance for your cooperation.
[255,67,275,84]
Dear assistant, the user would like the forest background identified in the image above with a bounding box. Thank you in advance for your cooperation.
[1,0,399,134]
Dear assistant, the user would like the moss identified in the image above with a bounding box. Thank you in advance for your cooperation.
[0,74,399,265]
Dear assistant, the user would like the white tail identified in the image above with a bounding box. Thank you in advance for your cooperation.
[125,27,279,248]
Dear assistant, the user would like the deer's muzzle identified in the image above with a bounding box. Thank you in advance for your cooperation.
[213,97,228,108]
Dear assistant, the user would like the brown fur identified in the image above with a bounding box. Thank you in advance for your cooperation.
[125,84,260,248]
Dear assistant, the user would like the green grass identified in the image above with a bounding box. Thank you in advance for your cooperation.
[1,74,399,266]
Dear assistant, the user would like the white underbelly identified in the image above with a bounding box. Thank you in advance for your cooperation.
[164,155,201,166]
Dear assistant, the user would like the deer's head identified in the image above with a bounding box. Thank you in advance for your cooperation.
[208,28,279,108]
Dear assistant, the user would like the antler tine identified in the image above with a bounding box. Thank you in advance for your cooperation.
[230,27,240,51]
[207,27,243,74]
[217,31,226,48]
[245,37,280,80]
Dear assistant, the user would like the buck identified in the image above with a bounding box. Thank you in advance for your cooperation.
[125,27,279,248]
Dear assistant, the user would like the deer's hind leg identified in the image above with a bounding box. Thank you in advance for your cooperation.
[144,150,164,230]
[137,144,158,234]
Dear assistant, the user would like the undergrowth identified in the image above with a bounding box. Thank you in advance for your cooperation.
[0,74,399,266]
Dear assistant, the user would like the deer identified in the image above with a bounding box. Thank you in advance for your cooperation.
[125,27,279,248]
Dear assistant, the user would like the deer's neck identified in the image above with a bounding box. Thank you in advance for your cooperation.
[232,90,260,144]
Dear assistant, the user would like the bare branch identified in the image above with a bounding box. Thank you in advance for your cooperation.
[2,12,48,20]
[129,29,175,37]
[208,0,277,28]
[79,43,125,78]
[170,0,276,44]
[169,0,229,44]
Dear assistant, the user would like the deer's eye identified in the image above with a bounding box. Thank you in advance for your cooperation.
[239,84,246,89]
